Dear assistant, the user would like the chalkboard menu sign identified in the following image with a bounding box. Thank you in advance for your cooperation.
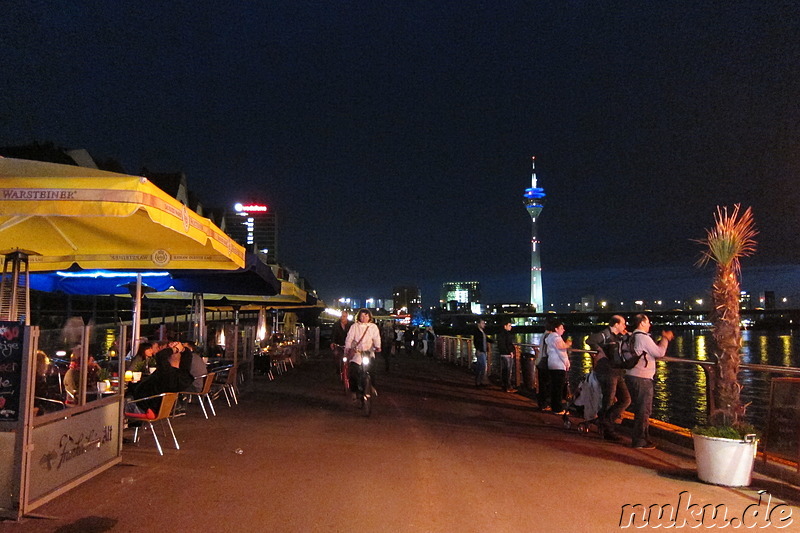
[0,322,25,421]
[764,378,800,464]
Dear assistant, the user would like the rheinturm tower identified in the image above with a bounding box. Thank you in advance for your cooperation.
[523,156,546,312]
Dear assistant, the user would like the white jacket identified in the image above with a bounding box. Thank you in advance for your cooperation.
[344,322,381,365]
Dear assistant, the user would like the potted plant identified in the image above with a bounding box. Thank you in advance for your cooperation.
[96,367,112,393]
[692,204,759,486]
[146,355,157,375]
[129,357,146,382]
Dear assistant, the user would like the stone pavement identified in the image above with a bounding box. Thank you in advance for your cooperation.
[2,352,799,532]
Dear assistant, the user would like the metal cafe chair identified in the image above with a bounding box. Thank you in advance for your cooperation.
[211,366,239,407]
[271,346,294,375]
[124,392,180,456]
[181,372,217,419]
[33,396,68,416]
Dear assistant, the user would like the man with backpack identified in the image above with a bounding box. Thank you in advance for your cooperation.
[624,313,675,449]
[587,315,631,442]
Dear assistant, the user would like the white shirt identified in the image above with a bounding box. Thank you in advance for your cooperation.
[546,333,571,371]
[345,322,381,365]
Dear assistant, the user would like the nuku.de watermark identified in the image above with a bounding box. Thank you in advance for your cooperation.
[619,490,793,528]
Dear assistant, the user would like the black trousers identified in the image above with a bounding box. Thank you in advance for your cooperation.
[536,364,550,408]
[549,369,567,412]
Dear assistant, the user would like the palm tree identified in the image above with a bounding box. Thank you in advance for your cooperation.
[696,204,757,428]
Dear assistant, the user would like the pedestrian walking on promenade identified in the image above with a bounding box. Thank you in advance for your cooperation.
[394,326,404,355]
[546,320,573,415]
[473,319,491,387]
[380,320,394,372]
[535,320,554,410]
[425,326,436,358]
[587,315,632,442]
[497,320,516,393]
[330,311,352,374]
[624,313,674,449]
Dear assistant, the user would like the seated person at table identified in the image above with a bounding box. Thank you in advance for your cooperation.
[34,350,59,399]
[176,340,207,392]
[64,352,101,404]
[126,341,154,372]
[130,342,194,413]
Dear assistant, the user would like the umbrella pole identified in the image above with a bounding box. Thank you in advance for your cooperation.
[233,305,240,368]
[192,292,207,354]
[132,274,142,357]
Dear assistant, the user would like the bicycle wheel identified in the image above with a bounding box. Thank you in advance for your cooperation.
[362,373,372,417]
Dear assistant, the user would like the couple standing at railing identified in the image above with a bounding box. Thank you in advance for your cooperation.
[534,314,673,449]
[473,318,518,393]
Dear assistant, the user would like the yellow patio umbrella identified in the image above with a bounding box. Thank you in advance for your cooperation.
[146,280,310,305]
[0,157,244,271]
[0,157,245,344]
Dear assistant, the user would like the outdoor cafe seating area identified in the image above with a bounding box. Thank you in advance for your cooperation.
[122,338,305,455]
[0,158,317,520]
[31,323,306,453]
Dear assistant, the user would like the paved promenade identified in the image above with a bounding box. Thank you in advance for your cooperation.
[2,352,799,532]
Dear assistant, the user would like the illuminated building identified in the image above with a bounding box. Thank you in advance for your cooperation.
[224,202,277,263]
[392,286,421,314]
[523,156,546,312]
[484,302,535,314]
[441,281,481,313]
[739,291,751,310]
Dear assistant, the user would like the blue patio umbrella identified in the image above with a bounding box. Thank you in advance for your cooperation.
[28,254,281,349]
[28,254,281,297]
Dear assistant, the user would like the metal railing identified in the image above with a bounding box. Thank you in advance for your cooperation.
[436,335,476,367]
[438,338,800,470]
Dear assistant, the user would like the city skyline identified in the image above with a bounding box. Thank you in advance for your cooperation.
[328,263,800,313]
[2,3,800,306]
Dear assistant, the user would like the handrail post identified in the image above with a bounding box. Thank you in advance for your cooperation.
[702,364,716,419]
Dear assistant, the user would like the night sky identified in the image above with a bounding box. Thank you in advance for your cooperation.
[3,2,800,307]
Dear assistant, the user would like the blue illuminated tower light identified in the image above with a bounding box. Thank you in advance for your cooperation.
[523,156,546,312]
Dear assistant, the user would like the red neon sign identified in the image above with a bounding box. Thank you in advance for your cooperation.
[235,203,268,212]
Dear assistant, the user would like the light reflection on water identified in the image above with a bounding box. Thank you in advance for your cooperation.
[515,329,799,431]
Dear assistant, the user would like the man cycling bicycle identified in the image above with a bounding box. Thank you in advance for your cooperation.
[330,310,352,379]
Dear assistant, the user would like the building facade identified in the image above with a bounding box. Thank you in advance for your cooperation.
[392,286,421,314]
[441,281,481,313]
[224,202,278,263]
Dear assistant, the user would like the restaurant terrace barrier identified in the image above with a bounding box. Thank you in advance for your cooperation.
[1,324,126,520]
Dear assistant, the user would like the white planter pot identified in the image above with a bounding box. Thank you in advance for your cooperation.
[692,432,758,487]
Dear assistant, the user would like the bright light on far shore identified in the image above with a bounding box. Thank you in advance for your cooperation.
[325,308,348,318]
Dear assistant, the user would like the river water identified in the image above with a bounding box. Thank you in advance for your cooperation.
[515,329,800,432]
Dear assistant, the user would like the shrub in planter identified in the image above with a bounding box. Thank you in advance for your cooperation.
[693,205,759,486]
